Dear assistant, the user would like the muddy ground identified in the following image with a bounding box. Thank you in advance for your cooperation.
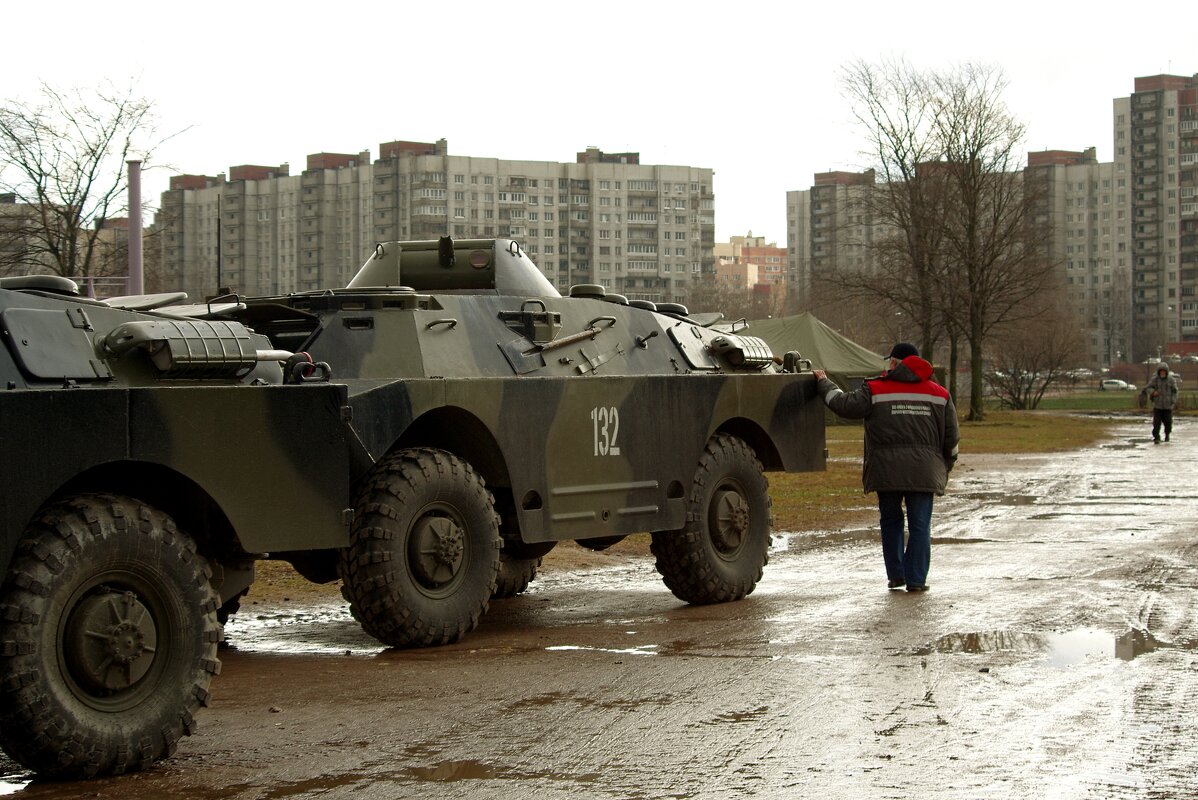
[1,417,1195,798]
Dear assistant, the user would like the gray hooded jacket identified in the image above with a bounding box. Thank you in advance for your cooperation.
[1142,362,1180,411]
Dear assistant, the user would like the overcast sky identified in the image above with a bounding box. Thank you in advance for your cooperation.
[5,0,1197,243]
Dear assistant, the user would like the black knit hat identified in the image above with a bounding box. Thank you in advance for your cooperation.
[887,342,919,360]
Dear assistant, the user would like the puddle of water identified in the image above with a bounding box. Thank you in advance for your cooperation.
[545,644,657,656]
[1043,628,1114,667]
[1114,628,1168,661]
[917,628,1185,666]
[0,775,29,796]
[224,605,385,656]
[404,759,600,784]
[406,760,499,782]
[917,630,1044,657]
[701,706,770,726]
[959,492,1038,506]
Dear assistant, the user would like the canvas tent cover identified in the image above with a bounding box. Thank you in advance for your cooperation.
[744,312,884,384]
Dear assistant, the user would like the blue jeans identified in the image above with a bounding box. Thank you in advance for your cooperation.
[877,491,934,588]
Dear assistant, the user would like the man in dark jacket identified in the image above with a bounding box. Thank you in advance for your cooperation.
[1140,361,1179,443]
[813,343,960,593]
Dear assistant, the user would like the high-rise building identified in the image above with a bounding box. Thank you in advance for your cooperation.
[785,190,811,299]
[740,235,787,290]
[1115,74,1198,359]
[785,170,877,308]
[782,70,1197,365]
[155,142,715,305]
[1024,148,1131,365]
[714,232,785,289]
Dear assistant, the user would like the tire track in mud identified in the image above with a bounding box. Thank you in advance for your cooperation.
[926,423,1198,799]
[1086,539,1198,799]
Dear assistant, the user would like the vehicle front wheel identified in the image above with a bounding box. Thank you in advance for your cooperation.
[0,494,220,778]
[339,448,501,647]
[650,434,772,604]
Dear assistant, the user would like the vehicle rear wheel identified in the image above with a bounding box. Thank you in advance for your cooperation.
[0,494,220,779]
[339,448,501,647]
[491,551,541,599]
[650,434,772,604]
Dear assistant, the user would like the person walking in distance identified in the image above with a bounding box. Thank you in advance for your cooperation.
[1141,361,1180,444]
[813,343,960,593]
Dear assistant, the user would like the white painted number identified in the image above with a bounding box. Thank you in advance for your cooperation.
[590,406,621,456]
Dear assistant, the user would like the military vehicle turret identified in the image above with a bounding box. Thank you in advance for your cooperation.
[0,238,824,778]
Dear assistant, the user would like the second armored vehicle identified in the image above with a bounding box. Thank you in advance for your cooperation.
[0,238,824,778]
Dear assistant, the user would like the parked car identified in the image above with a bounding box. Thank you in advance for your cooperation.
[1099,378,1135,390]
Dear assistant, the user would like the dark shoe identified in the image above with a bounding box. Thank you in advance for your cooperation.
[1153,438,1161,444]
[888,579,905,590]
[906,584,929,593]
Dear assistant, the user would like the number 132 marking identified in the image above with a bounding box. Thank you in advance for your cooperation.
[590,406,621,456]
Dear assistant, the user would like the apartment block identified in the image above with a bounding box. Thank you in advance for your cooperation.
[714,232,785,289]
[741,236,787,290]
[1115,74,1198,359]
[785,190,811,298]
[1,193,131,293]
[785,170,877,306]
[156,142,715,305]
[1025,148,1131,365]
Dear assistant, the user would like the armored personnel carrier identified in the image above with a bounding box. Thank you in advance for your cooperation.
[0,238,824,778]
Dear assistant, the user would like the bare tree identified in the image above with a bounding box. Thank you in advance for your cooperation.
[685,275,758,320]
[931,65,1056,419]
[0,81,166,281]
[985,304,1084,410]
[836,60,1055,419]
[836,58,953,359]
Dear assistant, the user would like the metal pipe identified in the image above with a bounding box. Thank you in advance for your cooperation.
[127,160,144,295]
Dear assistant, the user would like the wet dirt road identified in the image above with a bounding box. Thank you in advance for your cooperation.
[2,418,1196,799]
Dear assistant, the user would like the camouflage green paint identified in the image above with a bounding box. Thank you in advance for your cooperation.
[0,236,826,571]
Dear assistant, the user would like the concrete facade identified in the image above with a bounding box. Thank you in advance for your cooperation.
[156,142,714,305]
[785,189,811,299]
[714,232,785,289]
[1025,148,1131,365]
[782,70,1198,366]
[785,170,877,306]
[1115,74,1198,359]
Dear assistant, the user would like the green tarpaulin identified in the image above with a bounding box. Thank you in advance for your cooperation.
[744,312,885,385]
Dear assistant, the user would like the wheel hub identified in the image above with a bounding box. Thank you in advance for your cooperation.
[711,488,750,553]
[410,515,466,588]
[65,590,158,692]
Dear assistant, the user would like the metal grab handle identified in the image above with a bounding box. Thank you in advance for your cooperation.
[520,299,547,314]
[289,360,332,383]
[425,319,458,330]
[537,316,618,354]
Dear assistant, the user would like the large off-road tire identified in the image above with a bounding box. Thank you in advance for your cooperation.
[0,494,221,779]
[339,449,501,648]
[492,552,541,599]
[650,434,772,604]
